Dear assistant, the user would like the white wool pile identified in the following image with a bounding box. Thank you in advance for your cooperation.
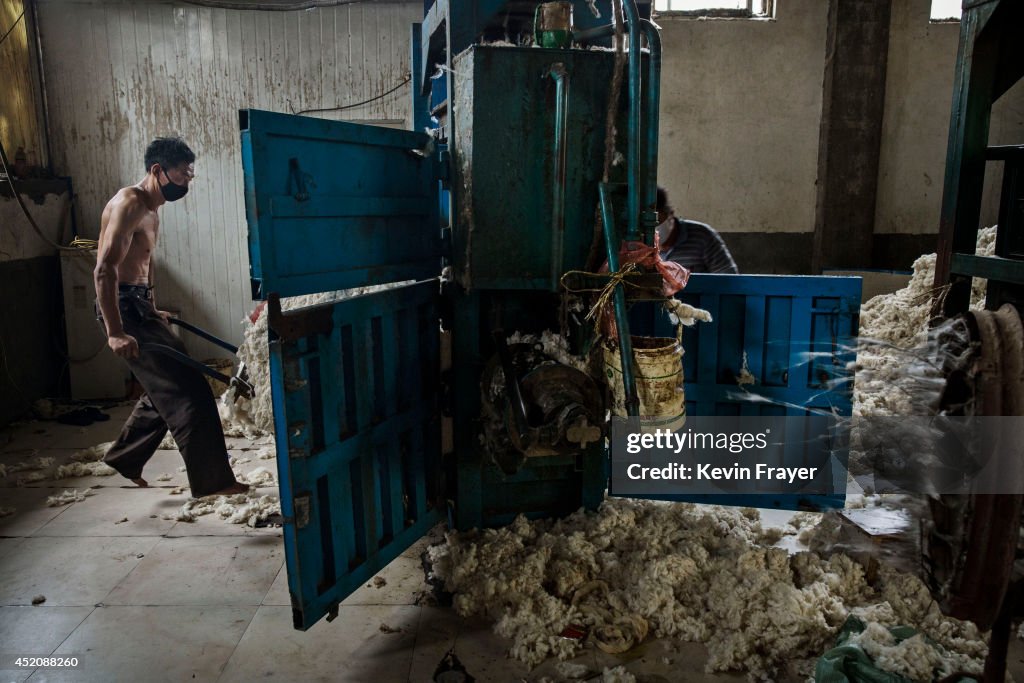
[601,666,636,683]
[855,226,996,417]
[17,471,48,486]
[46,489,94,506]
[736,351,756,387]
[223,286,402,439]
[664,299,713,327]
[54,461,116,479]
[555,661,590,679]
[847,624,950,681]
[70,442,113,462]
[159,433,177,449]
[155,473,173,482]
[256,447,275,460]
[844,493,880,510]
[238,466,275,487]
[846,609,983,682]
[874,565,987,668]
[428,498,986,680]
[168,490,280,527]
[756,510,823,546]
[218,384,259,439]
[598,663,630,679]
[9,455,53,472]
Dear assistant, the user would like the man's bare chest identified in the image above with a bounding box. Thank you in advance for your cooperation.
[131,215,159,254]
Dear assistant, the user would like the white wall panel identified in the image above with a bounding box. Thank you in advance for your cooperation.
[37,0,420,354]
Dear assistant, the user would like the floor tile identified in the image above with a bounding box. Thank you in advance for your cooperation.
[27,605,255,683]
[0,426,57,453]
[134,449,188,487]
[758,508,802,530]
[411,608,530,682]
[32,488,177,538]
[0,453,61,489]
[218,604,419,683]
[225,435,274,452]
[408,606,461,681]
[34,447,124,490]
[342,555,430,607]
[103,535,282,607]
[0,536,158,607]
[592,639,749,682]
[262,564,290,607]
[0,605,94,658]
[262,552,430,610]
[0,666,32,682]
[43,421,127,451]
[0,488,70,537]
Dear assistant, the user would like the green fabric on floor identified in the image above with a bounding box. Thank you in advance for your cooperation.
[814,617,978,683]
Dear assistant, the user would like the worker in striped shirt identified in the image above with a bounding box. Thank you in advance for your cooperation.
[656,186,738,274]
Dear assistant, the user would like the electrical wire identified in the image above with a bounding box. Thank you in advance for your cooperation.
[71,237,99,249]
[0,140,88,252]
[0,9,24,46]
[293,76,411,115]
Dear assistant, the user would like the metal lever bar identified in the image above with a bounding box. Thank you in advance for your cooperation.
[140,343,254,399]
[166,317,239,354]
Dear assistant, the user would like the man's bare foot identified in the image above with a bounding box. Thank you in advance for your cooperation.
[131,477,149,487]
[209,481,250,496]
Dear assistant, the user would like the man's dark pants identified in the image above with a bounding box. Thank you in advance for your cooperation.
[102,285,235,496]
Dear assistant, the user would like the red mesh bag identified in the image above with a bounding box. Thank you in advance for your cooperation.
[598,233,690,339]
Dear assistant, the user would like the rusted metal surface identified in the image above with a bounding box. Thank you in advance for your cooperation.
[35,1,420,354]
[927,304,1024,633]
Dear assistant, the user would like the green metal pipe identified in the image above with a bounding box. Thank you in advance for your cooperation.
[599,182,640,417]
[622,0,642,242]
[640,19,661,242]
[549,63,570,289]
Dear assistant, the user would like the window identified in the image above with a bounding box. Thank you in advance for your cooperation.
[654,0,774,18]
[930,0,962,21]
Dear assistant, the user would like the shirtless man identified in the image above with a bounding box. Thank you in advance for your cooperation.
[95,136,247,497]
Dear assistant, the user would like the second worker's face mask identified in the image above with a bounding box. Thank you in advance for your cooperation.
[656,217,674,247]
[159,165,189,202]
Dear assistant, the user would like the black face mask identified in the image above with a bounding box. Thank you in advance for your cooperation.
[159,165,189,202]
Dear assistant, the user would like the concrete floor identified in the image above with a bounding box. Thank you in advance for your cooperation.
[0,405,1018,682]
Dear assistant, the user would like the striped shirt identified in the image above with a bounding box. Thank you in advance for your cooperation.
[660,218,738,274]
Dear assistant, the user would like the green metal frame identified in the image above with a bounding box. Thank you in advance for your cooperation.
[933,0,1024,315]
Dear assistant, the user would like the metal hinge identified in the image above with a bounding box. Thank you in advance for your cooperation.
[437,148,451,187]
[293,493,311,529]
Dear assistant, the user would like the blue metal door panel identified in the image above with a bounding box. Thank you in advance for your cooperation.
[268,281,443,629]
[239,109,443,300]
[622,273,861,511]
